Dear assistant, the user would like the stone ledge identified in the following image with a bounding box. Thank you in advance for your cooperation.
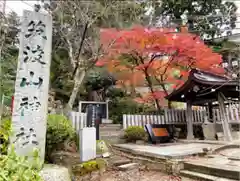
[177,139,227,145]
[212,144,240,154]
[50,151,80,167]
[117,163,139,171]
[112,145,184,174]
[40,164,71,181]
[180,170,237,181]
[112,144,182,160]
[184,161,240,180]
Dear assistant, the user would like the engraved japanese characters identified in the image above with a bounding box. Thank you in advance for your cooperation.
[11,10,52,164]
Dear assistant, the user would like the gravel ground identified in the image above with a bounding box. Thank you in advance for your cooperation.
[74,148,198,181]
[99,170,196,181]
[96,148,198,181]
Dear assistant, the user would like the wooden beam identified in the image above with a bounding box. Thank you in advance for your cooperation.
[192,98,217,105]
[208,103,213,122]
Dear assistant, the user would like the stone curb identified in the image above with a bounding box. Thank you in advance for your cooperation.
[112,145,184,174]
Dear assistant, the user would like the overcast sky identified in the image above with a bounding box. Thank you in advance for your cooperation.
[5,1,36,15]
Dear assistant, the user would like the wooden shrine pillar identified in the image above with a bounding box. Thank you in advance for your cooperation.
[186,100,194,139]
[208,103,213,122]
[217,92,232,142]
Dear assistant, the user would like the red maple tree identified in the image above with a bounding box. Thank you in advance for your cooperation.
[96,26,224,109]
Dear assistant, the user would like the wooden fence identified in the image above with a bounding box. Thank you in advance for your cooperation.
[212,106,240,123]
[123,109,206,129]
[123,106,240,129]
[68,112,87,132]
[68,104,240,131]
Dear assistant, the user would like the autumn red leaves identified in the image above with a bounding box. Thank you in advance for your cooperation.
[96,26,224,107]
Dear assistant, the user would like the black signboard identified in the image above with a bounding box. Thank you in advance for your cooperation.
[81,102,107,119]
[86,104,93,127]
[145,124,174,144]
[86,104,101,140]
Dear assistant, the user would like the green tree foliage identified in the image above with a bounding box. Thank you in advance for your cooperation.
[0,117,42,180]
[146,0,237,40]
[107,88,157,123]
[46,114,77,162]
[95,0,146,28]
[0,147,43,181]
[47,0,147,108]
[85,70,115,91]
[84,68,116,101]
[0,12,19,98]
[124,126,148,142]
[0,117,12,154]
[0,1,147,109]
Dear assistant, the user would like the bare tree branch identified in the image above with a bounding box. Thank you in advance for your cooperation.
[72,22,89,77]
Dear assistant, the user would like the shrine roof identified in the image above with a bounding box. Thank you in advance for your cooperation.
[165,69,239,105]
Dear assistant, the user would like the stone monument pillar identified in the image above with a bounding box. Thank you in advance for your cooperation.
[10,10,52,165]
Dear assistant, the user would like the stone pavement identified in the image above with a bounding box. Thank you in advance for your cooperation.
[185,155,240,172]
[219,148,240,159]
[182,146,240,180]
[113,142,240,180]
[114,143,220,159]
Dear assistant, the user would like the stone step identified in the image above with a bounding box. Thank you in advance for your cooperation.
[117,163,139,171]
[184,161,240,180]
[40,164,71,181]
[111,158,132,167]
[100,124,122,128]
[100,129,122,131]
[100,131,122,136]
[180,170,238,181]
[101,119,113,124]
[100,129,122,133]
[99,136,124,144]
[100,127,122,132]
[100,135,120,139]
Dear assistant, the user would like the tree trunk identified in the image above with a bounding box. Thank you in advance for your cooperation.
[130,68,136,96]
[67,67,86,110]
[160,84,172,109]
[167,101,172,109]
[153,91,162,112]
[88,90,102,102]
[144,72,161,112]
[130,84,136,97]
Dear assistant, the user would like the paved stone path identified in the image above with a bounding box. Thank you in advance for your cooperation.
[184,146,240,169]
[219,148,240,160]
[185,155,240,171]
[182,146,240,180]
[112,143,240,180]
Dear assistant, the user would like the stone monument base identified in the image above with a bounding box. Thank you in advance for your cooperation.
[40,164,71,181]
[202,122,216,140]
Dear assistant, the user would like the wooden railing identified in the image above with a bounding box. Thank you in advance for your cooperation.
[123,109,207,129]
[68,112,87,132]
[212,105,240,123]
[123,106,240,129]
[68,104,240,131]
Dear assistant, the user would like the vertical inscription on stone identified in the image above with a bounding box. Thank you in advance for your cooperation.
[11,10,52,164]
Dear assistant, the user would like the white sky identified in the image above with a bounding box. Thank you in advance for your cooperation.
[5,0,36,16]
